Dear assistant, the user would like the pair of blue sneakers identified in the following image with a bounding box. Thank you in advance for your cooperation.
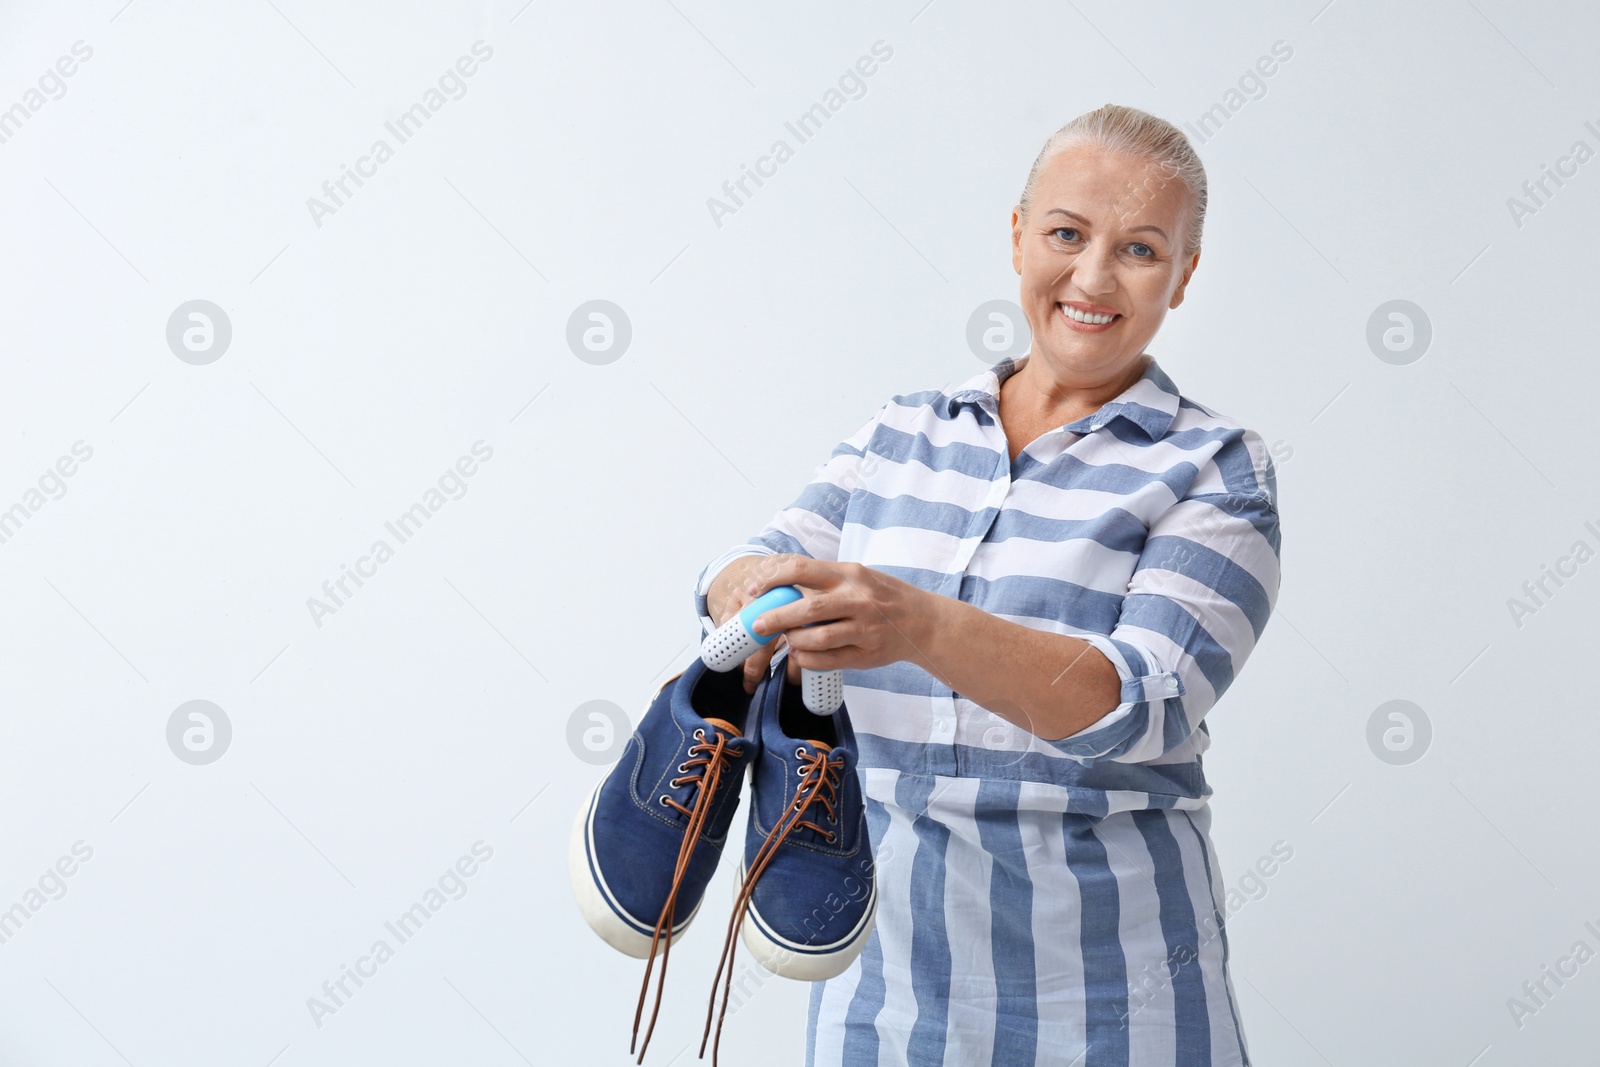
[568,650,876,1063]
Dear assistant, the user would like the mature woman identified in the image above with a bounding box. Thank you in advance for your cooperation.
[695,104,1281,1066]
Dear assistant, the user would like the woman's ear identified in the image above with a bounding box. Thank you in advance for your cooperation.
[1169,249,1201,310]
[1011,207,1025,275]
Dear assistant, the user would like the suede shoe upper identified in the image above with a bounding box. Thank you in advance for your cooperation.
[587,658,756,935]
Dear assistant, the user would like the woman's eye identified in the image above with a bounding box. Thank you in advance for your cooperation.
[1129,242,1154,258]
[1051,227,1080,242]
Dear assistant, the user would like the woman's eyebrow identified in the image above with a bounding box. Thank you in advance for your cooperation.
[1043,207,1169,242]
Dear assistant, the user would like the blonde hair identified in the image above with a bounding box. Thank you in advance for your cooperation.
[1018,103,1207,259]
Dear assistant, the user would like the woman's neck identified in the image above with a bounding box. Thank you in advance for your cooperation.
[1002,351,1149,426]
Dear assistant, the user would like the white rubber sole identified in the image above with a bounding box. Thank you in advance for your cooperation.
[733,858,877,981]
[568,782,702,959]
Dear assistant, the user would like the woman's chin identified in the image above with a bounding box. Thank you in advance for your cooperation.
[1040,333,1127,366]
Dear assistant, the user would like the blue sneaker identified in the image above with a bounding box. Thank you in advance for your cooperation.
[701,658,876,1061]
[567,656,757,1060]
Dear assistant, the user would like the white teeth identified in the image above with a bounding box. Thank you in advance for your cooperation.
[1061,304,1116,325]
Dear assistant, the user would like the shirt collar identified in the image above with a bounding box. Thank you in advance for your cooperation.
[943,351,1181,441]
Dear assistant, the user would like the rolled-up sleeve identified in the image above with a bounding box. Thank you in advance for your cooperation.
[1047,449,1283,764]
[692,402,889,636]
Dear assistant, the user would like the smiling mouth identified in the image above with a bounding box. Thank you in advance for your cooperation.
[1059,303,1121,327]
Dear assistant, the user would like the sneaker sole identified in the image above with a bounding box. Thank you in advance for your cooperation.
[733,858,877,981]
[568,781,703,959]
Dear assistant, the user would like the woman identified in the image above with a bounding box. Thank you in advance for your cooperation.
[696,104,1280,1067]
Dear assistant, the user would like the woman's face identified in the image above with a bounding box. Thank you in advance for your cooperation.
[1011,142,1200,385]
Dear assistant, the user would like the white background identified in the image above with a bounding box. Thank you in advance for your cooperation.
[1,1,1596,1064]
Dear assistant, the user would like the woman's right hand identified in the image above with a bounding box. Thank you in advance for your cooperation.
[707,553,806,693]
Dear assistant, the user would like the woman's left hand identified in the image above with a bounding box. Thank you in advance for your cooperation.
[742,557,936,680]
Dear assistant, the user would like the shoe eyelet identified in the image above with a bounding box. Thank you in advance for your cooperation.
[795,747,806,759]
[677,762,690,774]
[694,729,705,740]
[659,795,671,807]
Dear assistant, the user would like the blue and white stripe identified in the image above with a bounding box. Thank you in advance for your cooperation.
[695,353,1279,1065]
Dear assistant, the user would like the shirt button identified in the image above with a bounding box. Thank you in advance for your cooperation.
[934,718,950,733]
[1165,677,1178,689]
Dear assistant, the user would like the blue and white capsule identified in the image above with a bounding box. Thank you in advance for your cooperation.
[701,586,801,671]
[700,585,843,715]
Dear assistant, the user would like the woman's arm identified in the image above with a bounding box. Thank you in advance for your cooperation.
[911,590,1125,740]
[745,472,1279,762]
[736,557,1122,742]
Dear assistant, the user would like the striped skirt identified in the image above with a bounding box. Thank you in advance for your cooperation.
[807,770,1251,1066]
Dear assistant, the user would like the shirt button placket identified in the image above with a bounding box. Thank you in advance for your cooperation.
[941,448,1008,753]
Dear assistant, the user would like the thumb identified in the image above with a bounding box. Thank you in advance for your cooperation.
[783,647,802,684]
[742,635,780,694]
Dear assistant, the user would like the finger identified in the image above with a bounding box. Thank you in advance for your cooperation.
[750,602,802,638]
[729,555,801,619]
[739,553,797,600]
[746,555,835,602]
[742,635,783,694]
[787,644,861,673]
[780,619,859,653]
[751,589,847,639]
[742,642,771,693]
[748,553,799,594]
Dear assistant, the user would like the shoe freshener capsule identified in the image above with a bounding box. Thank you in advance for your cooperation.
[699,585,844,715]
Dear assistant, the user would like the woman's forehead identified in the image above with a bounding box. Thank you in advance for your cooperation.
[1035,144,1188,225]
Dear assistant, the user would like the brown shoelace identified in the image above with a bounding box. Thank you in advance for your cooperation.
[700,741,842,1066]
[631,718,742,1064]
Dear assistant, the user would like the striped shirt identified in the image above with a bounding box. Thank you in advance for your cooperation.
[693,352,1281,1066]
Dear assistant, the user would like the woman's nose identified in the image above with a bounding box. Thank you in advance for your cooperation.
[1067,244,1118,297]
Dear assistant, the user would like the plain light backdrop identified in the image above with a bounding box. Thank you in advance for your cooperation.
[1,1,1596,1064]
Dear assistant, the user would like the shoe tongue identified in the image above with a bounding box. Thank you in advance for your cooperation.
[703,717,742,739]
